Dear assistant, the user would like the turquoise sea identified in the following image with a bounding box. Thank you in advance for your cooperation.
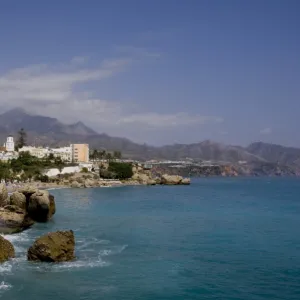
[1,178,300,299]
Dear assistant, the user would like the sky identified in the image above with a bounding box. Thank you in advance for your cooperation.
[0,0,300,146]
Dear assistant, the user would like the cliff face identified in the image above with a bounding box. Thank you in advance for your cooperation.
[151,163,298,177]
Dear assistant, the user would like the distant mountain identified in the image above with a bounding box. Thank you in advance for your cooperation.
[155,140,266,162]
[247,142,300,167]
[0,108,97,136]
[0,108,300,168]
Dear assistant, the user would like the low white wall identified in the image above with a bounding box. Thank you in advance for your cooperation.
[44,166,81,177]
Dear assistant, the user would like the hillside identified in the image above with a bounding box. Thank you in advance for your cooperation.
[247,142,300,167]
[1,108,300,167]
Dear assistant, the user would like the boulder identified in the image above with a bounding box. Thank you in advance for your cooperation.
[0,208,34,234]
[154,177,161,184]
[181,178,191,185]
[0,184,9,207]
[84,179,95,188]
[160,174,183,185]
[10,192,26,210]
[0,235,15,262]
[18,185,38,202]
[147,179,156,185]
[27,190,55,222]
[27,230,75,262]
[49,194,56,217]
[132,173,150,184]
[70,181,81,188]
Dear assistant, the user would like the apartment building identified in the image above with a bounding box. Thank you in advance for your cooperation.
[18,146,49,158]
[50,146,72,162]
[71,144,89,163]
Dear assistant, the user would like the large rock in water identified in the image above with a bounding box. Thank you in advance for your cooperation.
[160,174,183,185]
[0,184,9,207]
[0,235,15,262]
[27,190,55,222]
[10,192,26,210]
[181,178,191,185]
[27,230,75,262]
[18,185,38,202]
[0,207,34,234]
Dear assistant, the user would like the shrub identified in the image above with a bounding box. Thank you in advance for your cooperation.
[107,162,133,180]
[81,167,88,173]
[99,169,116,179]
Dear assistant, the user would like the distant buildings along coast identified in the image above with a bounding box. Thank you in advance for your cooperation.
[0,135,89,163]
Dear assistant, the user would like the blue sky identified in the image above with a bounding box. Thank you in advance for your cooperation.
[0,0,299,146]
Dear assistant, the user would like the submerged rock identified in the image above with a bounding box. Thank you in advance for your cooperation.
[0,235,15,262]
[27,190,55,222]
[27,230,75,262]
[10,192,26,210]
[0,184,9,207]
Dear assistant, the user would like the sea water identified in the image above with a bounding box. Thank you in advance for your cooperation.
[1,178,300,299]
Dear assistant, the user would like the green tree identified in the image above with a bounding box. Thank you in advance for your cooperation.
[105,152,112,161]
[16,128,27,150]
[108,162,133,180]
[99,150,106,159]
[81,167,89,173]
[113,151,122,159]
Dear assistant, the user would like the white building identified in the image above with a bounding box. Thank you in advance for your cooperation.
[18,146,49,159]
[50,146,72,162]
[4,136,15,152]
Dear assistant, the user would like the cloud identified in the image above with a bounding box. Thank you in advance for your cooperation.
[0,52,223,140]
[71,56,89,65]
[119,113,223,127]
[260,127,272,135]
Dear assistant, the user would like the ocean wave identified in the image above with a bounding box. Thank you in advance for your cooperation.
[0,281,12,291]
[77,239,111,250]
[1,231,30,243]
[0,262,12,273]
[99,245,128,256]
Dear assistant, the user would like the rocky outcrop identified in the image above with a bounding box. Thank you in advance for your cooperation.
[181,178,191,185]
[147,179,156,185]
[0,235,15,262]
[70,181,81,188]
[0,207,34,234]
[160,174,183,185]
[18,185,38,201]
[27,190,55,222]
[0,184,9,207]
[10,192,26,210]
[132,173,151,184]
[84,179,95,188]
[27,230,75,262]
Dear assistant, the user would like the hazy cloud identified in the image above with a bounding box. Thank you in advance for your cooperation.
[260,127,272,135]
[0,51,223,138]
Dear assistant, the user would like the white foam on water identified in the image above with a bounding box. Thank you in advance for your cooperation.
[77,239,111,250]
[51,257,111,272]
[0,262,12,273]
[0,281,12,291]
[2,231,30,243]
[98,244,128,256]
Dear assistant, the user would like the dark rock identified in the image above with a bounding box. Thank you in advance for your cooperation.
[27,190,55,222]
[27,230,75,262]
[0,235,15,262]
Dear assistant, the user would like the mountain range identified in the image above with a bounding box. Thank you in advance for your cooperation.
[1,108,300,167]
